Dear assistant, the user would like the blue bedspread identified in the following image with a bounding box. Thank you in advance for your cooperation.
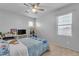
[18,38,48,56]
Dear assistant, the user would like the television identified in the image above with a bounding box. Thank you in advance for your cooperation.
[17,29,26,35]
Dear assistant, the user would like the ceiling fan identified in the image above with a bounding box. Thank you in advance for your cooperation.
[24,3,45,14]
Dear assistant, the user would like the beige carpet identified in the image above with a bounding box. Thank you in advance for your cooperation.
[43,43,79,56]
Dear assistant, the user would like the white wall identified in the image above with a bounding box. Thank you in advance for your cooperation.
[0,9,33,33]
[36,12,56,42]
[37,4,79,51]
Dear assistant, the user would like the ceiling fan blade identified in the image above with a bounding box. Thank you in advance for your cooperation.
[38,9,44,11]
[28,3,33,6]
[24,3,29,6]
[24,3,33,7]
[36,3,40,6]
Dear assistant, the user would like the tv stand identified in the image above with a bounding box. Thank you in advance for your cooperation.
[2,34,27,40]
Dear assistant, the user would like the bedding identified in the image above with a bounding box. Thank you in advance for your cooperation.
[18,38,49,56]
[33,38,49,55]
[0,39,28,56]
[0,37,48,56]
[0,40,9,56]
[9,41,28,56]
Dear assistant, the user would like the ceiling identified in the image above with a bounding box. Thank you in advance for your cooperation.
[0,3,70,18]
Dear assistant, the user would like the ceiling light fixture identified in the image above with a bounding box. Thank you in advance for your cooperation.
[24,3,44,14]
[32,8,37,13]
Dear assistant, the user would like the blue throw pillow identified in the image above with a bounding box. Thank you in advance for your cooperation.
[43,40,47,44]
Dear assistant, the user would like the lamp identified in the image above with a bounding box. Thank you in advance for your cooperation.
[28,21,34,27]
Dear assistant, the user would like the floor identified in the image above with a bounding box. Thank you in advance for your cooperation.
[43,43,79,56]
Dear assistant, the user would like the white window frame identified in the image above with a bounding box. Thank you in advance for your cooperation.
[57,13,72,36]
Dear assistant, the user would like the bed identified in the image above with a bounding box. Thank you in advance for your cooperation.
[0,38,48,56]
[18,38,49,56]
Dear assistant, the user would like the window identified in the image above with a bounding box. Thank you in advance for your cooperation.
[57,13,72,36]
